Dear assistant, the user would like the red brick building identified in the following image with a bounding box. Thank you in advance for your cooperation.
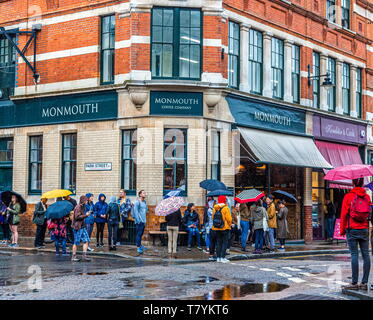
[0,0,372,243]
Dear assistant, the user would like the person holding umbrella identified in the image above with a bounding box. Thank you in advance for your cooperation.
[7,195,21,247]
[265,195,277,253]
[0,200,10,245]
[33,197,48,249]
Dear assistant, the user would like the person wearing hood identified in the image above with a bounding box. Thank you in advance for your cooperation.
[340,178,372,291]
[183,203,202,251]
[106,196,120,251]
[212,195,232,263]
[251,199,268,254]
[118,189,133,245]
[203,198,215,254]
[71,195,91,262]
[84,193,95,252]
[33,197,48,249]
[94,193,108,247]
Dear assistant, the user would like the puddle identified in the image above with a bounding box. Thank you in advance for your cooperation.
[196,276,219,284]
[191,282,289,300]
[122,279,183,288]
[78,272,108,276]
[0,279,22,287]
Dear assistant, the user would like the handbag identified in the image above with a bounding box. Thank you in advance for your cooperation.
[263,216,269,232]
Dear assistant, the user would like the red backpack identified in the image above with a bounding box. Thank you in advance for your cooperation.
[349,194,371,223]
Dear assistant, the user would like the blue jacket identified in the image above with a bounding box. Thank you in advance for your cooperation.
[94,193,108,223]
[85,201,95,225]
[133,199,148,224]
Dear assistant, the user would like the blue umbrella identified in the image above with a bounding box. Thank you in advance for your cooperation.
[164,189,182,199]
[273,190,298,203]
[45,200,74,219]
[206,189,233,197]
[199,179,227,191]
[365,181,373,192]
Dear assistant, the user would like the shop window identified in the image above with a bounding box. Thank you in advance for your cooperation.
[248,29,263,95]
[327,57,336,112]
[100,15,115,85]
[29,135,43,195]
[342,63,350,115]
[341,0,350,29]
[313,52,320,108]
[291,44,300,103]
[62,133,77,194]
[326,0,336,23]
[0,137,13,191]
[271,37,284,100]
[228,21,240,89]
[0,35,16,100]
[356,68,362,118]
[122,130,137,195]
[211,130,220,181]
[164,128,187,196]
[151,7,202,80]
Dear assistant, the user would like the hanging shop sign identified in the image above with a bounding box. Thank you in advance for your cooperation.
[313,115,367,144]
[226,94,306,135]
[84,162,112,171]
[150,91,203,116]
[0,90,118,128]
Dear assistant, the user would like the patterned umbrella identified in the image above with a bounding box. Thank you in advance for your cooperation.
[235,189,265,204]
[155,196,185,216]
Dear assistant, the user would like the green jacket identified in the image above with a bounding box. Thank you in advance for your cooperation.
[33,201,47,226]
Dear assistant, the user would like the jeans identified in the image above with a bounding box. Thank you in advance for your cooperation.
[205,232,211,249]
[167,226,179,254]
[326,217,335,239]
[240,220,250,249]
[34,222,47,247]
[96,222,105,245]
[135,222,145,248]
[1,223,11,240]
[268,228,276,250]
[108,222,119,247]
[254,229,264,251]
[55,236,67,254]
[216,230,229,259]
[209,230,217,256]
[187,227,201,247]
[86,223,94,240]
[346,229,371,284]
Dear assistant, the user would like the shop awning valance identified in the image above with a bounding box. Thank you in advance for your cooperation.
[238,127,333,169]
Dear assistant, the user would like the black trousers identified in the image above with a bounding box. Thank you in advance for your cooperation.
[209,230,217,256]
[1,223,10,240]
[108,222,118,247]
[96,222,105,245]
[34,222,47,247]
[216,230,229,259]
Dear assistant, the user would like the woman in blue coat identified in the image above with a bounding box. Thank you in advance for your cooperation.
[94,193,107,247]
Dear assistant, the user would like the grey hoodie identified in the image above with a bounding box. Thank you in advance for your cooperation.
[251,206,268,231]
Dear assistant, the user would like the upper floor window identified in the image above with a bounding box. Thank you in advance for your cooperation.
[228,21,240,88]
[327,57,336,112]
[313,52,320,108]
[211,130,220,181]
[100,15,115,85]
[291,44,300,103]
[356,68,362,118]
[271,37,284,100]
[0,35,16,100]
[248,29,263,95]
[341,0,350,29]
[0,137,13,163]
[62,133,77,194]
[29,135,43,195]
[152,8,202,80]
[122,130,137,195]
[342,63,350,115]
[326,0,336,23]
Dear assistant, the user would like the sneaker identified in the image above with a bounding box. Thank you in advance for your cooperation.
[71,256,80,262]
[112,246,116,251]
[62,253,69,257]
[221,258,230,263]
[197,247,203,251]
[87,247,94,252]
[370,284,373,291]
[203,249,209,254]
[82,255,91,262]
[96,243,100,248]
[241,247,247,252]
[342,283,359,291]
[137,248,143,254]
[109,247,114,251]
[226,249,230,254]
[208,256,215,261]
[216,258,222,262]
[12,244,19,248]
[141,246,148,251]
[359,283,368,291]
[187,246,192,251]
[8,243,14,247]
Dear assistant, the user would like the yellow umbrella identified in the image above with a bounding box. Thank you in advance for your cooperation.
[41,189,72,199]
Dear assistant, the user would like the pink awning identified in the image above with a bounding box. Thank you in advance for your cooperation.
[315,140,363,189]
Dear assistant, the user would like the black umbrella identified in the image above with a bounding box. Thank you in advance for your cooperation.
[199,179,227,191]
[45,200,74,219]
[0,191,27,213]
[273,190,298,203]
[206,189,233,197]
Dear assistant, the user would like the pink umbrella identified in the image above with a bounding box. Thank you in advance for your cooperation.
[324,164,373,181]
[155,196,185,216]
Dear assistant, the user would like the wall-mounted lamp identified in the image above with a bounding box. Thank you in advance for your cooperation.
[307,64,334,88]
[221,47,225,60]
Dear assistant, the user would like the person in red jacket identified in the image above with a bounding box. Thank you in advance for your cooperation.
[340,178,371,291]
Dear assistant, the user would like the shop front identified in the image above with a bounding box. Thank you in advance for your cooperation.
[226,94,332,240]
[312,115,367,239]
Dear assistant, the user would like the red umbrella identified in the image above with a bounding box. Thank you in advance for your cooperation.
[234,189,265,203]
[324,164,373,181]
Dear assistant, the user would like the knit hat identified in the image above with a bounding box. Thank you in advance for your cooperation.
[218,195,227,204]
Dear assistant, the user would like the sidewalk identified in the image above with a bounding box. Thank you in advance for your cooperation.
[0,237,351,262]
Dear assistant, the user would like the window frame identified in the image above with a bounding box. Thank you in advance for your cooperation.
[327,57,336,112]
[163,128,188,196]
[342,62,350,115]
[121,129,137,196]
[211,130,221,181]
[271,37,284,100]
[228,20,240,89]
[28,135,43,195]
[151,7,203,81]
[341,0,350,29]
[0,32,17,100]
[291,44,300,104]
[312,52,320,108]
[248,29,263,95]
[356,68,362,118]
[61,133,77,194]
[100,14,116,85]
[326,0,336,23]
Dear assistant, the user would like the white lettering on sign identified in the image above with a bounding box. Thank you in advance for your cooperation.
[84,162,112,171]
[42,103,99,118]
[325,124,356,138]
[254,111,291,126]
[155,97,199,105]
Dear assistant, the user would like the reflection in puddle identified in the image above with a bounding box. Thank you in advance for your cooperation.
[196,276,219,284]
[0,279,22,286]
[192,282,289,300]
[79,272,108,276]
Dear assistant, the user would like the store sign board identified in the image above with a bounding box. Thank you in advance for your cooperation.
[150,91,203,116]
[226,94,306,134]
[313,115,367,144]
[0,90,118,128]
[85,162,112,171]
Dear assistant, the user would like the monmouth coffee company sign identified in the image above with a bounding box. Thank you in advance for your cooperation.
[150,91,203,116]
[0,90,118,128]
